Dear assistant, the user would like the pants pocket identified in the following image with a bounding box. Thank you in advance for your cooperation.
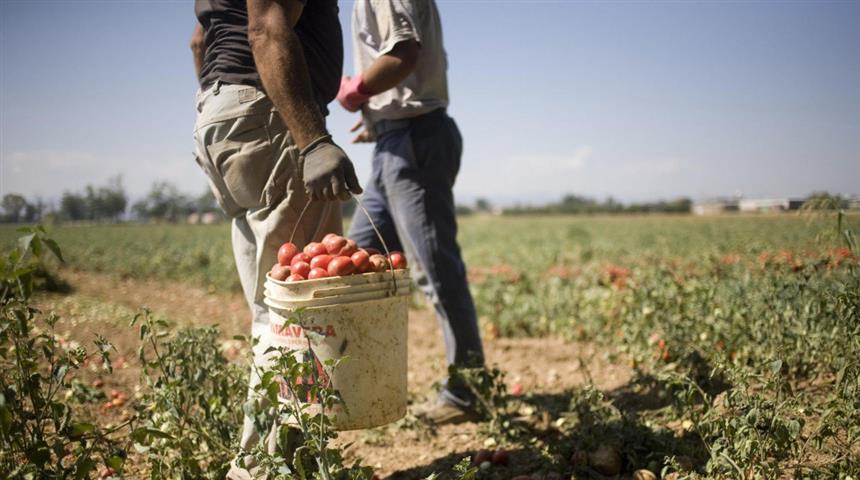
[194,153,244,218]
[205,118,276,211]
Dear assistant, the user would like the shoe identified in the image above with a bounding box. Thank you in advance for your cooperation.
[413,397,482,426]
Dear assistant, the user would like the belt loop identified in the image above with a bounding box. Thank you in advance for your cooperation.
[213,79,221,95]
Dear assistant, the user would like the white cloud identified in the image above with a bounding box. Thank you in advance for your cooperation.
[7,150,99,169]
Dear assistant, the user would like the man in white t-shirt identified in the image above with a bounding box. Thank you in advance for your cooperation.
[336,0,485,426]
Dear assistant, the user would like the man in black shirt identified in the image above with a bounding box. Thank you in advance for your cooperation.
[191,1,361,477]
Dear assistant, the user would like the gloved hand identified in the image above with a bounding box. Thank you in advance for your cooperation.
[337,75,372,112]
[301,135,363,201]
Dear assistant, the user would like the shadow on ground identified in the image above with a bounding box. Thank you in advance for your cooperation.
[387,367,726,479]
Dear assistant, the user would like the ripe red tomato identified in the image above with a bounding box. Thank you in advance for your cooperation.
[492,449,510,466]
[308,268,328,279]
[286,273,305,282]
[322,233,338,243]
[291,252,311,266]
[310,254,333,270]
[277,242,299,266]
[270,264,290,281]
[510,383,524,396]
[327,256,356,277]
[389,251,407,269]
[305,242,327,257]
[324,235,347,255]
[351,250,370,272]
[368,254,389,272]
[291,261,311,278]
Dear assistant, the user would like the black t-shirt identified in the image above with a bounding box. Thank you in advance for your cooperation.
[195,0,343,114]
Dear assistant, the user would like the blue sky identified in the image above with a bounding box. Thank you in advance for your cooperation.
[1,1,858,206]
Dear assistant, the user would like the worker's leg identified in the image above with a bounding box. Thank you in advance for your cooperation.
[347,146,403,253]
[194,83,341,479]
[377,112,484,406]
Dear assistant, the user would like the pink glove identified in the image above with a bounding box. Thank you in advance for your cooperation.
[337,75,372,112]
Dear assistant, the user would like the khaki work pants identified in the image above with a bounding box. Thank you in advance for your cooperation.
[193,82,341,479]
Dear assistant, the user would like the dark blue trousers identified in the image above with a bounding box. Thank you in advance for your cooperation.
[348,109,484,406]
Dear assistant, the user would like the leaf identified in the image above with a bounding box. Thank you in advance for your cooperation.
[53,364,69,383]
[0,406,12,434]
[70,422,96,436]
[17,233,35,254]
[106,455,125,471]
[266,381,280,403]
[132,427,174,442]
[305,330,325,344]
[42,238,64,262]
[74,458,97,480]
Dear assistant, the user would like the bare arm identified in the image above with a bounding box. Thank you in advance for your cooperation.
[246,0,326,150]
[361,39,419,95]
[191,23,206,81]
[247,0,361,201]
[344,40,419,141]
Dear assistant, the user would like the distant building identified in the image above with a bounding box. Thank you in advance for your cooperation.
[738,198,804,213]
[850,196,860,210]
[692,199,739,215]
[187,212,221,224]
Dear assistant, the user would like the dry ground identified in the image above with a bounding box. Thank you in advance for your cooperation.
[36,269,633,479]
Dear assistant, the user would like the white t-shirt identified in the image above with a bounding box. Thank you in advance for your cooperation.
[352,0,449,124]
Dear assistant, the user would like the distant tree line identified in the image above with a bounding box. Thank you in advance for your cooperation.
[130,181,221,222]
[58,176,128,222]
[455,195,693,216]
[503,195,692,215]
[3,186,854,224]
[1,177,223,224]
[0,194,45,223]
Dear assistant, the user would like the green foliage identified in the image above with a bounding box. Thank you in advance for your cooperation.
[0,226,130,479]
[242,310,373,480]
[2,214,858,477]
[131,309,248,479]
[446,364,518,440]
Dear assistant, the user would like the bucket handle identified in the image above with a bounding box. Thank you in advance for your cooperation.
[288,192,400,296]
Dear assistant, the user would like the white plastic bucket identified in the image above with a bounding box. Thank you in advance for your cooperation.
[260,269,410,430]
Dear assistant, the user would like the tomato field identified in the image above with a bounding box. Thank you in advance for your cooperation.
[1,212,858,479]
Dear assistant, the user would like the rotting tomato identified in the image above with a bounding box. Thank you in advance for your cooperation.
[270,264,290,281]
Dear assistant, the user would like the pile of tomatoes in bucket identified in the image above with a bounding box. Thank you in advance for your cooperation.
[270,233,407,282]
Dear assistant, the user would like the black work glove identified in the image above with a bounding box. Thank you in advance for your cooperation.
[300,135,363,201]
